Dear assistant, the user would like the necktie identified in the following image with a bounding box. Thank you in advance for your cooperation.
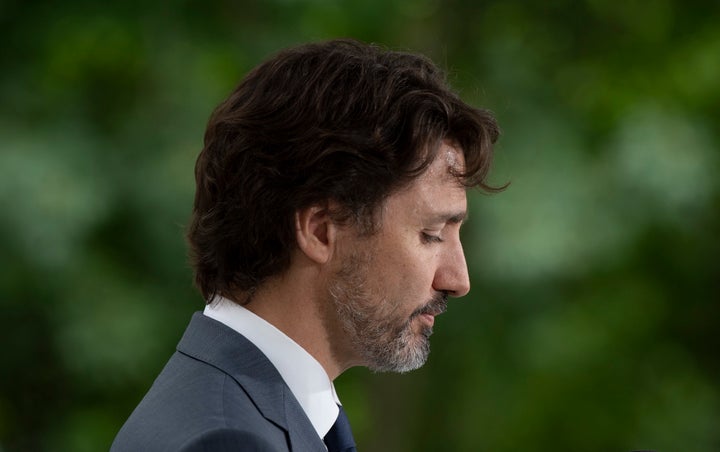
[324,405,357,452]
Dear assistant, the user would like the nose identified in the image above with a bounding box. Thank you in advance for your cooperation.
[432,240,471,297]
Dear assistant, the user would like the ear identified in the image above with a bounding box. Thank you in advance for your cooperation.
[295,203,337,264]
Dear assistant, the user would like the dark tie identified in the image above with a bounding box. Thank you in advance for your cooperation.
[323,405,357,452]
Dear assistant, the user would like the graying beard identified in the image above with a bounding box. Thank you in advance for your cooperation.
[329,256,431,373]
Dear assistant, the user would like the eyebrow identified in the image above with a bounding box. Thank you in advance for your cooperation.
[428,211,468,226]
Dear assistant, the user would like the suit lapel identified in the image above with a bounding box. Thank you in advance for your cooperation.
[284,391,329,451]
[176,313,326,451]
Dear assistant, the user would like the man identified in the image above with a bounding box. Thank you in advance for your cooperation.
[112,39,499,451]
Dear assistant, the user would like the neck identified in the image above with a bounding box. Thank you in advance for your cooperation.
[240,264,354,380]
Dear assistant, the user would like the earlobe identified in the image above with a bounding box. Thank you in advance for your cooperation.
[295,204,336,264]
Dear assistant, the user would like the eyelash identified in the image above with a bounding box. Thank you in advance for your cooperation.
[421,232,443,244]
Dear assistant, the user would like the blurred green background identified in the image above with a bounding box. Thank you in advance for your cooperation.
[1,0,719,451]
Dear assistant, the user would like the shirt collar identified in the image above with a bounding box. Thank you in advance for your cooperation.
[203,296,340,439]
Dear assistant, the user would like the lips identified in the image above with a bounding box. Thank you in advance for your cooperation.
[412,293,448,321]
[420,313,435,327]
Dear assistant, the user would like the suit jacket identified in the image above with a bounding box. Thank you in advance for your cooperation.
[111,312,327,451]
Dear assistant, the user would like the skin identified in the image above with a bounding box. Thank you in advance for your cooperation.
[245,141,471,380]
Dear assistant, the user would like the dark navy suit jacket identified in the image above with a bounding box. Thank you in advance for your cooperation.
[111,313,326,451]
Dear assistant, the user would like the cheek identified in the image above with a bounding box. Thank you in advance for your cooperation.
[372,231,438,297]
[378,246,417,281]
[380,252,436,301]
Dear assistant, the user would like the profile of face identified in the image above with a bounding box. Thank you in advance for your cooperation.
[329,142,471,373]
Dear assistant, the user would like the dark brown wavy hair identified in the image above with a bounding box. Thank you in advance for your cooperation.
[188,39,500,302]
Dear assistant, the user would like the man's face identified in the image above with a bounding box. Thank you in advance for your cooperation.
[329,142,471,373]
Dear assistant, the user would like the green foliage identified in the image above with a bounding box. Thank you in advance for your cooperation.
[1,0,718,450]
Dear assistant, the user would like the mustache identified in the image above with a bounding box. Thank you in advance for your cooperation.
[411,292,448,318]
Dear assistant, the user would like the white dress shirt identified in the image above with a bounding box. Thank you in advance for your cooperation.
[203,296,340,441]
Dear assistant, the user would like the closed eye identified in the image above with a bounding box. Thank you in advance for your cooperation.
[421,232,443,244]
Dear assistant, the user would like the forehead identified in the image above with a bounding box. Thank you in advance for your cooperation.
[383,143,467,215]
[421,144,464,183]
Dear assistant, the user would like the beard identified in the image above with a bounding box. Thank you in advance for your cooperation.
[328,252,448,373]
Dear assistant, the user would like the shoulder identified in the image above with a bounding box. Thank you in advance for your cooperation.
[112,354,287,451]
[178,428,282,452]
[113,425,287,452]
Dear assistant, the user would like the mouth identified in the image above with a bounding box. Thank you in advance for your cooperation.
[412,293,448,326]
[419,313,436,327]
